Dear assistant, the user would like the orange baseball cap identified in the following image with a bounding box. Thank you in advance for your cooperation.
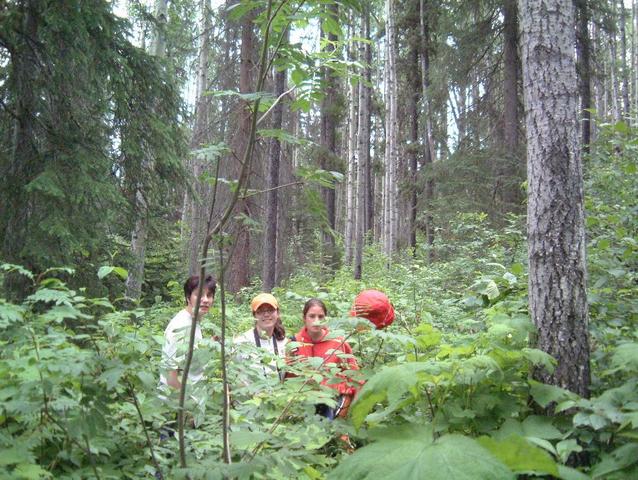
[251,293,279,313]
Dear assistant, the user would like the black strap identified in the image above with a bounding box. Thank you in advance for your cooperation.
[253,328,282,379]
[253,327,279,355]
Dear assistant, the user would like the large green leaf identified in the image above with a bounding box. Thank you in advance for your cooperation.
[590,443,638,479]
[496,415,563,440]
[350,362,438,429]
[521,348,556,372]
[610,343,638,373]
[0,263,34,280]
[477,434,559,476]
[0,301,25,328]
[529,380,580,408]
[329,425,514,480]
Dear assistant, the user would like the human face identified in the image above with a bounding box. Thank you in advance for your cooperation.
[254,304,279,334]
[303,304,326,337]
[186,288,214,317]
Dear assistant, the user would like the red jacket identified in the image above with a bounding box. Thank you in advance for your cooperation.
[288,327,360,396]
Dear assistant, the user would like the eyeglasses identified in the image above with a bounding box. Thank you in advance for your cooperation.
[255,306,276,315]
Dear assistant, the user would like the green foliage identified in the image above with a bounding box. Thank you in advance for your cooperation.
[330,425,515,480]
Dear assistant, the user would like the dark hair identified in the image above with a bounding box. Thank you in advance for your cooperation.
[183,275,217,304]
[273,318,286,342]
[303,298,327,317]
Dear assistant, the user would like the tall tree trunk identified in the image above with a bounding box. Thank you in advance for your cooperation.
[319,3,339,271]
[354,4,371,280]
[591,20,605,131]
[226,9,256,292]
[610,4,621,122]
[408,7,420,253]
[186,0,212,275]
[633,0,638,120]
[420,0,435,257]
[620,0,631,117]
[344,16,358,265]
[125,0,168,300]
[519,0,590,398]
[262,29,288,292]
[2,0,41,299]
[499,0,520,206]
[575,0,592,152]
[631,0,638,120]
[363,9,374,238]
[383,0,398,256]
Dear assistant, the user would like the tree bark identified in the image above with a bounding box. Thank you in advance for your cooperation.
[2,0,41,298]
[262,29,288,292]
[363,9,374,237]
[344,15,358,265]
[591,19,605,133]
[125,0,169,300]
[319,3,339,271]
[619,0,631,117]
[186,0,212,275]
[420,0,435,257]
[226,9,256,292]
[633,0,638,121]
[354,4,371,280]
[610,3,621,122]
[500,0,520,207]
[519,0,590,398]
[383,0,398,257]
[408,5,420,253]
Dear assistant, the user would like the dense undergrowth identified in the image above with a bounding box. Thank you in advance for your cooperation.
[0,122,636,479]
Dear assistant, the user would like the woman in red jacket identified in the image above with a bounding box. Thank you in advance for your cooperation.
[289,298,360,419]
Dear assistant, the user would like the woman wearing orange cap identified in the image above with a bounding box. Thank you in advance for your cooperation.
[234,293,287,380]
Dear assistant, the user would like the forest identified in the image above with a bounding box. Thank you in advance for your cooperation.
[0,0,637,478]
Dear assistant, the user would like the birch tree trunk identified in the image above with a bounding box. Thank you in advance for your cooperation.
[610,6,621,122]
[186,0,212,275]
[575,0,592,152]
[633,0,638,119]
[125,0,168,300]
[519,0,590,398]
[620,0,630,117]
[344,16,358,265]
[591,20,605,130]
[631,0,638,120]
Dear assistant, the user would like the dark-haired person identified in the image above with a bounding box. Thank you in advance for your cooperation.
[234,293,287,380]
[160,275,216,395]
[288,298,360,420]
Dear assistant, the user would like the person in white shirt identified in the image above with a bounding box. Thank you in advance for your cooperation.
[234,293,287,380]
[160,274,216,394]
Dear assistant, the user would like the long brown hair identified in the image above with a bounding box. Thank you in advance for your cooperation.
[273,318,286,341]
